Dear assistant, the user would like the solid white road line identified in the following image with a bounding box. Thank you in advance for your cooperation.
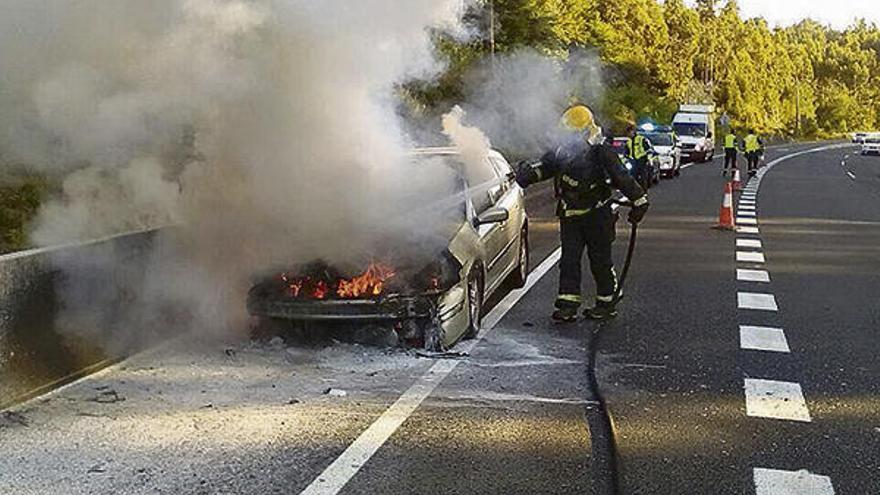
[737,217,758,225]
[737,239,762,248]
[754,468,835,495]
[738,292,778,311]
[737,251,766,263]
[299,248,563,495]
[740,325,790,353]
[744,379,812,422]
[738,226,760,234]
[738,210,757,217]
[737,269,770,282]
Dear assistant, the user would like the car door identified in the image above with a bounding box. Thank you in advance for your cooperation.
[462,154,509,289]
[485,154,523,290]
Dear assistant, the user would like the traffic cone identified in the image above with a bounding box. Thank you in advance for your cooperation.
[732,168,743,191]
[713,182,736,231]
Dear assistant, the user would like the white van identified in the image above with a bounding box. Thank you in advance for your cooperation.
[673,104,716,163]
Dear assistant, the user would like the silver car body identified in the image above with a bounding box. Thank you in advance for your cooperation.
[247,147,528,350]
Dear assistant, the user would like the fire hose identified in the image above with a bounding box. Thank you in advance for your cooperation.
[610,199,638,304]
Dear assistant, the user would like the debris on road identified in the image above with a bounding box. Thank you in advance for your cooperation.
[415,350,470,360]
[0,411,29,428]
[88,389,125,404]
[323,388,347,397]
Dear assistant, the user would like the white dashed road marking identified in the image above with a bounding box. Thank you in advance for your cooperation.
[740,325,790,353]
[738,210,757,217]
[744,379,812,422]
[738,226,760,234]
[846,171,856,180]
[737,239,762,248]
[738,292,778,311]
[737,217,758,225]
[739,199,756,205]
[739,204,756,210]
[737,269,770,282]
[737,251,766,263]
[753,468,835,495]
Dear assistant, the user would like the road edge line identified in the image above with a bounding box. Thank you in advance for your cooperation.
[299,247,563,495]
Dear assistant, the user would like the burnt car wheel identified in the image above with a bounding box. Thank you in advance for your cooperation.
[509,226,529,289]
[463,268,483,340]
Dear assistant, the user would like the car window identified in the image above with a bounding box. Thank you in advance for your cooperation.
[462,156,498,214]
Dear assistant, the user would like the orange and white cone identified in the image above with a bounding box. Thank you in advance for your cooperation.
[713,182,736,231]
[732,168,743,191]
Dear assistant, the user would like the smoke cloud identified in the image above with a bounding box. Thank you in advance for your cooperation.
[459,48,606,158]
[1,0,473,345]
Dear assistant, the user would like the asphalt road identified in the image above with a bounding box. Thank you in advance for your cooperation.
[1,142,877,494]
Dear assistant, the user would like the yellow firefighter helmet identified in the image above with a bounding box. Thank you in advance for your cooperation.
[561,104,602,144]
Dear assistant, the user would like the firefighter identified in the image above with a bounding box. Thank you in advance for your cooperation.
[515,104,649,322]
[743,130,764,177]
[626,124,653,190]
[723,130,739,176]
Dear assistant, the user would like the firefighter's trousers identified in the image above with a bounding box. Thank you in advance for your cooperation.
[724,148,738,172]
[556,206,617,309]
[746,151,761,175]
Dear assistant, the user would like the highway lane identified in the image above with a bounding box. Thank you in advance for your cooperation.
[4,142,874,495]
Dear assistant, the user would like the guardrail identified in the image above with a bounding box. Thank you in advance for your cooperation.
[0,229,159,409]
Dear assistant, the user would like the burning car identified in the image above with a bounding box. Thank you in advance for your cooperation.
[247,147,529,351]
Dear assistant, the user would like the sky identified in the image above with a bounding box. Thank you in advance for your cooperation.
[690,0,880,29]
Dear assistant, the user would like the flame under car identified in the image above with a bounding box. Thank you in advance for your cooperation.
[246,148,529,351]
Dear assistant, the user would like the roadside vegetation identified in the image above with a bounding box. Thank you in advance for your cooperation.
[411,0,880,137]
[0,169,49,254]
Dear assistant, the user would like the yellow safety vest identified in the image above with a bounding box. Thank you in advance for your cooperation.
[628,135,648,160]
[744,134,760,153]
[724,134,737,149]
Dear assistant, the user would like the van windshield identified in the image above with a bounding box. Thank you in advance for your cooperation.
[673,123,707,137]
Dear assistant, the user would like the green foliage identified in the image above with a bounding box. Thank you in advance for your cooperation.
[414,0,880,139]
[0,175,47,254]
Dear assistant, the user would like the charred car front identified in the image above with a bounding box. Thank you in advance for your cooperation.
[247,148,529,351]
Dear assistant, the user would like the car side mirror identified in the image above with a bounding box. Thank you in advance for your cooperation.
[475,207,509,227]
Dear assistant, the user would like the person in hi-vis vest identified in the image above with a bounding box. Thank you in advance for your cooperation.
[723,131,739,176]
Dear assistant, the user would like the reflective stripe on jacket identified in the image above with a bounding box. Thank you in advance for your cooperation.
[628,135,648,160]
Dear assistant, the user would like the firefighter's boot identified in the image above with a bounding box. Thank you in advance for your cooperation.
[552,306,579,323]
[584,300,618,321]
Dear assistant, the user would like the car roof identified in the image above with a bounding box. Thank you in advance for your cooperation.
[410,147,506,160]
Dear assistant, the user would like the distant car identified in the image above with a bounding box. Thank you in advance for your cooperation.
[247,147,529,352]
[860,135,880,155]
[642,131,681,178]
[853,132,868,144]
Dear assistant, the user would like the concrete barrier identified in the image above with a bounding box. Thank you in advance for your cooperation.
[0,230,159,408]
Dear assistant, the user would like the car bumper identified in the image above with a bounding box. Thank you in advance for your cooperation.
[247,284,467,324]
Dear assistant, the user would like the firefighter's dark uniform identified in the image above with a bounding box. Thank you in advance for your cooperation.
[517,137,648,318]
[723,133,738,175]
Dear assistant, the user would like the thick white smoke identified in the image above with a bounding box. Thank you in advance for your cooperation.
[460,48,606,158]
[1,0,472,342]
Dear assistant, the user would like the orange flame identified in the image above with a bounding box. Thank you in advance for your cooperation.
[336,262,396,299]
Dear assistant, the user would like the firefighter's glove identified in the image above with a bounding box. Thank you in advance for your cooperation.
[628,196,650,224]
[514,160,539,188]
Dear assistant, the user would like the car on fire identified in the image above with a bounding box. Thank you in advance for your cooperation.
[246,147,529,351]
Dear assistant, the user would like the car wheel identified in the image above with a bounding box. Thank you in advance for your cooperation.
[509,226,529,289]
[463,268,483,340]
